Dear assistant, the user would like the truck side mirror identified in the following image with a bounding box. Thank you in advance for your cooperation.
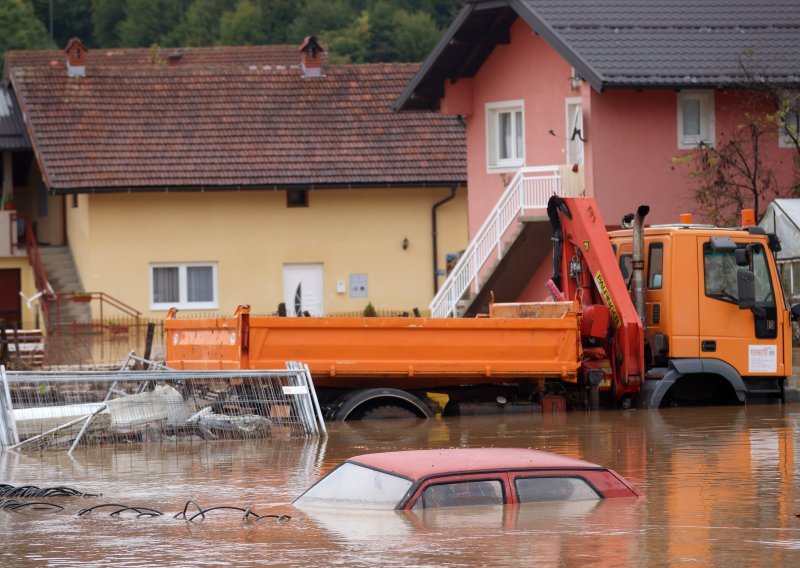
[734,247,750,267]
[791,303,800,321]
[737,269,755,309]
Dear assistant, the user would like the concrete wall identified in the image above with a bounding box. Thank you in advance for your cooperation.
[66,187,468,319]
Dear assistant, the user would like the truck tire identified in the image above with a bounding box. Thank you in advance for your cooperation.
[331,388,434,421]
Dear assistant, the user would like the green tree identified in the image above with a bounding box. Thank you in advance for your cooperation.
[0,0,55,55]
[31,0,93,48]
[322,10,370,63]
[287,0,355,44]
[166,0,236,46]
[117,0,183,47]
[392,9,439,62]
[91,0,126,47]
[220,0,266,46]
[257,0,298,43]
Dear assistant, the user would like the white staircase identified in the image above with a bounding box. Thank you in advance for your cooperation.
[430,165,581,318]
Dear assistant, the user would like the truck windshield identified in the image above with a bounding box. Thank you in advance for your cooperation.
[703,244,775,307]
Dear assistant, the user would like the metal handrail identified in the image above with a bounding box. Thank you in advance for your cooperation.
[429,166,563,318]
[11,212,53,326]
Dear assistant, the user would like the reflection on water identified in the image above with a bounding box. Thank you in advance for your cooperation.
[1,406,800,566]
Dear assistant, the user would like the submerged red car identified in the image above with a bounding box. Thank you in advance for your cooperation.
[293,448,641,510]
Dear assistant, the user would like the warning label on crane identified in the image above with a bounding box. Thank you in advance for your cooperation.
[594,270,621,329]
[583,241,590,252]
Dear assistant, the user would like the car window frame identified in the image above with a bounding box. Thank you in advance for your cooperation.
[512,473,603,504]
[404,473,509,510]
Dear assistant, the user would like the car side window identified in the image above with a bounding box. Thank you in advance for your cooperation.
[515,476,601,503]
[411,479,504,509]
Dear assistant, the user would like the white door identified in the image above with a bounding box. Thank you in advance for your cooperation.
[283,263,324,316]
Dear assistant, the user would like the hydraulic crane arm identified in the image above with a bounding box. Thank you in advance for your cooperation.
[548,196,645,400]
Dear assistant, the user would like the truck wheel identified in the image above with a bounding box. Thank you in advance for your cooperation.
[354,405,419,420]
[331,388,434,421]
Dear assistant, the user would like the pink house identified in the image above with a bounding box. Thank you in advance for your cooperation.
[396,0,800,317]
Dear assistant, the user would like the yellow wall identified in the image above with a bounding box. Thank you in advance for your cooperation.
[0,257,37,328]
[66,187,468,319]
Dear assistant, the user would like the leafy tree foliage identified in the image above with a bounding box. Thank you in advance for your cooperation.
[31,0,93,48]
[167,0,237,46]
[10,0,462,61]
[91,0,126,47]
[117,0,183,47]
[0,0,54,54]
[219,0,266,45]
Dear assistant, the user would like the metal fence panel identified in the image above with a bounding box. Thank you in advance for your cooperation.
[0,363,325,452]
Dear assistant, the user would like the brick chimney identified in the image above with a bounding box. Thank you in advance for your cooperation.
[298,36,324,78]
[65,38,87,77]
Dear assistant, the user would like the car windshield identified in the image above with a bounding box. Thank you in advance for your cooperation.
[293,462,413,510]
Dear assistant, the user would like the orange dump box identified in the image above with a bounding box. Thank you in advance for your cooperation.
[165,303,582,390]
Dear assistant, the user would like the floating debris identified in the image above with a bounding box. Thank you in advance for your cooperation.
[0,484,98,498]
[0,499,65,511]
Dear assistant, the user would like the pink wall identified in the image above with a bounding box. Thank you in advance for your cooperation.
[437,16,798,304]
[442,19,578,237]
[588,88,797,225]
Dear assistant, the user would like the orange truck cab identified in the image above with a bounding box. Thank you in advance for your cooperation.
[610,223,792,408]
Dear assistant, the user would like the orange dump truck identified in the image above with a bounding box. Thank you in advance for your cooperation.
[166,301,583,419]
[166,197,797,419]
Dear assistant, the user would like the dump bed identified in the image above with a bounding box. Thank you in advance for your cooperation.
[165,304,582,390]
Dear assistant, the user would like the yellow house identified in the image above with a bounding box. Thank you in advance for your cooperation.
[4,39,467,322]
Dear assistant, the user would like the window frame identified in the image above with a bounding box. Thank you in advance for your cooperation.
[410,477,506,510]
[647,242,664,290]
[677,90,715,149]
[565,97,584,164]
[513,474,602,504]
[486,100,525,172]
[150,262,218,311]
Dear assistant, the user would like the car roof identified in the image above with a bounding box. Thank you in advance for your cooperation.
[348,448,603,480]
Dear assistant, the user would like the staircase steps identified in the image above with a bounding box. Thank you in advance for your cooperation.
[38,246,91,326]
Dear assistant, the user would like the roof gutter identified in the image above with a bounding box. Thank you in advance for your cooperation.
[47,180,468,195]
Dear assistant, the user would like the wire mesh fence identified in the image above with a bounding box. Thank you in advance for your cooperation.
[0,363,325,452]
[41,319,166,370]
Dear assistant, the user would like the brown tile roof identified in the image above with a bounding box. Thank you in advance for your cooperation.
[3,45,326,80]
[9,62,465,192]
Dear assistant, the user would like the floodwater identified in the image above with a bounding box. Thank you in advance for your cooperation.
[1,405,800,567]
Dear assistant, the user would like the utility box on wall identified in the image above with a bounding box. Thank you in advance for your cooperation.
[349,273,368,298]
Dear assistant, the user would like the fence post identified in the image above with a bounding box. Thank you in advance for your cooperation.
[0,365,19,446]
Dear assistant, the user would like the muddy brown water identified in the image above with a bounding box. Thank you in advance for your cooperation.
[1,405,799,567]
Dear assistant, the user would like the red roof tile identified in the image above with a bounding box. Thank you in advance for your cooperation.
[9,62,465,192]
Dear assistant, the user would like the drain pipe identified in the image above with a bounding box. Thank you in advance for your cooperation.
[632,205,650,325]
[432,184,458,294]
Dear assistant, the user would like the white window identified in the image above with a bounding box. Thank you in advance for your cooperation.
[565,97,584,164]
[150,262,218,310]
[677,90,715,148]
[486,100,524,170]
[779,95,800,148]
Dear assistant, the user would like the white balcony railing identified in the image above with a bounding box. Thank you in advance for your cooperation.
[430,165,579,318]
